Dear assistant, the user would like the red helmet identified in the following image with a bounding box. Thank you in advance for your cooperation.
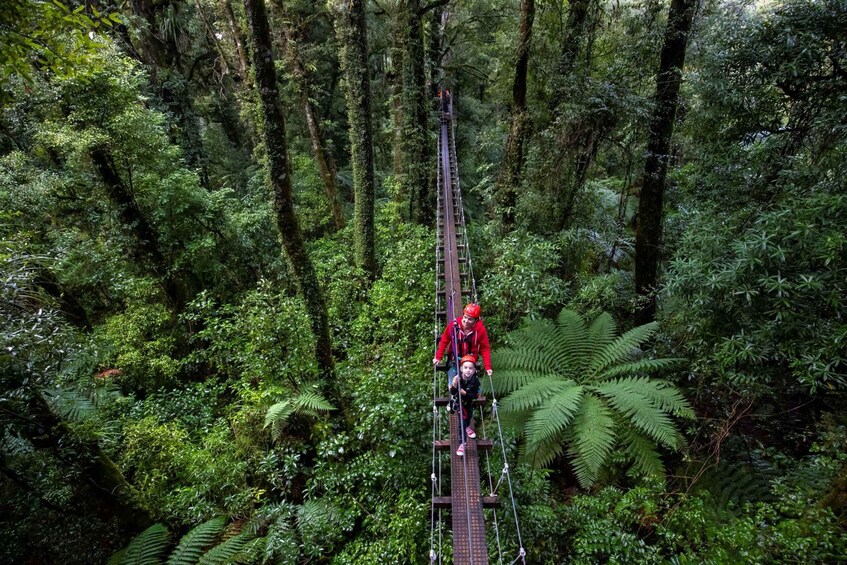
[460,354,477,366]
[463,303,481,318]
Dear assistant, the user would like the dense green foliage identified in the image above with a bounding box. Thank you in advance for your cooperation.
[494,309,692,485]
[1,0,845,563]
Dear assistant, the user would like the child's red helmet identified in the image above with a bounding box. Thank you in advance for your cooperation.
[463,303,481,318]
[460,354,477,366]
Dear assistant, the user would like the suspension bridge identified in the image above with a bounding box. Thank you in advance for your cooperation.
[429,91,525,564]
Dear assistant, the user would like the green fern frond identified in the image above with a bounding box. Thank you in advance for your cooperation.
[229,537,266,564]
[198,532,251,565]
[591,378,682,450]
[524,432,568,468]
[121,523,169,565]
[548,319,592,376]
[166,517,226,565]
[524,385,585,449]
[493,346,560,374]
[500,375,575,413]
[264,400,294,429]
[486,368,540,395]
[513,319,558,349]
[296,499,339,531]
[629,377,695,419]
[556,308,586,334]
[567,394,617,487]
[587,311,617,356]
[620,428,665,478]
[292,390,335,416]
[688,459,774,516]
[587,321,658,376]
[599,358,684,379]
[41,386,97,422]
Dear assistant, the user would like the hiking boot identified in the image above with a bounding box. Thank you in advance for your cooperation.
[456,443,465,457]
[466,427,476,439]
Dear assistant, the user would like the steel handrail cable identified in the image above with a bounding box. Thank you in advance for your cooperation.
[442,106,475,563]
[478,403,504,564]
[448,296,475,564]
[486,373,526,564]
[430,101,446,564]
[447,107,477,304]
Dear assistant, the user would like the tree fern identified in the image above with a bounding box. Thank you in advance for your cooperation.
[197,532,251,565]
[587,322,659,376]
[120,523,169,565]
[264,386,334,442]
[41,386,97,422]
[494,343,560,375]
[487,367,541,396]
[619,428,664,478]
[592,378,683,450]
[524,385,585,448]
[166,517,226,565]
[497,308,693,488]
[599,358,684,380]
[567,394,617,487]
[586,311,617,361]
[292,390,335,416]
[499,375,576,413]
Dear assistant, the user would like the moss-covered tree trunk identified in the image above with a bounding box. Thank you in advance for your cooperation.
[221,0,251,83]
[634,0,696,324]
[330,0,377,280]
[243,0,336,378]
[401,0,432,226]
[90,147,185,308]
[28,392,153,532]
[282,25,346,231]
[551,0,591,112]
[495,0,534,232]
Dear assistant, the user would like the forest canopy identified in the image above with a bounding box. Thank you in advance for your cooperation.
[1,0,845,562]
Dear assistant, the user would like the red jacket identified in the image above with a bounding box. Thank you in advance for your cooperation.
[435,318,492,371]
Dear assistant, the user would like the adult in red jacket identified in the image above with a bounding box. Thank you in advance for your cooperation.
[432,303,493,378]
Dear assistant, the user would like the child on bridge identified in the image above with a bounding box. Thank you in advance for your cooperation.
[450,355,481,457]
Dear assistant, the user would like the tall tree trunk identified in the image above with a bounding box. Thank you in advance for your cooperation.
[27,392,153,532]
[634,0,696,324]
[282,26,346,231]
[330,0,377,280]
[388,13,404,205]
[243,0,336,379]
[221,0,251,83]
[90,148,185,308]
[495,0,534,231]
[551,0,591,112]
[402,0,432,226]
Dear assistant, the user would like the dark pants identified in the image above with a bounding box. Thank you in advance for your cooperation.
[448,368,475,441]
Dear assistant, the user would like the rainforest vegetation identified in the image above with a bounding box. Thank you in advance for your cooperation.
[1,0,845,562]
